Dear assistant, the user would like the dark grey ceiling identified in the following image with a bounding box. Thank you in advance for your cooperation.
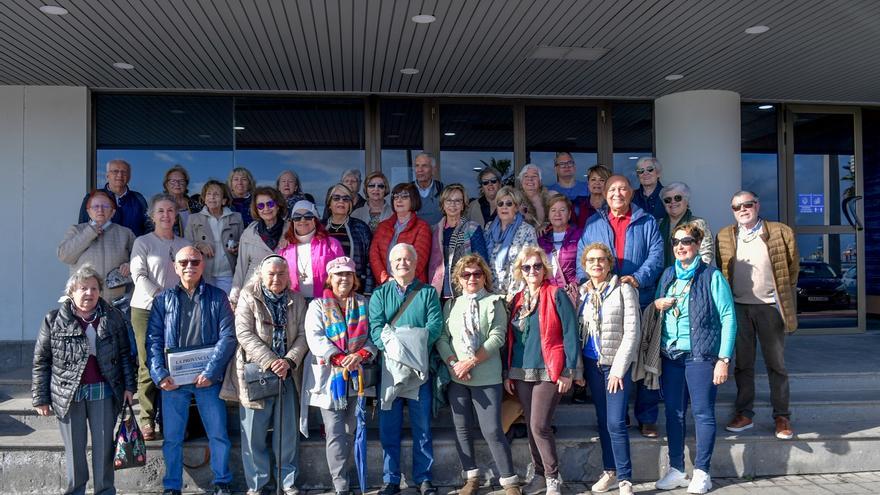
[3,0,880,103]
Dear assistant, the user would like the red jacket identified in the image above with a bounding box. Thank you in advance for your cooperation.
[369,214,432,285]
[507,282,565,383]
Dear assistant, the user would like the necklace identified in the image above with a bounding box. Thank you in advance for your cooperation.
[667,278,694,319]
[77,309,98,324]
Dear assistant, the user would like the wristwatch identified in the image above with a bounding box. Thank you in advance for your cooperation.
[719,357,731,364]
[449,359,459,367]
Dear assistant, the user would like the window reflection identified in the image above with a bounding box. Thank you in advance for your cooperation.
[381,99,423,187]
[440,104,514,199]
[612,102,653,181]
[741,104,779,221]
[525,106,598,190]
[796,233,857,330]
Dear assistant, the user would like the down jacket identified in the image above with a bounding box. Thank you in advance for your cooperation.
[578,275,641,380]
[369,214,432,285]
[32,298,137,418]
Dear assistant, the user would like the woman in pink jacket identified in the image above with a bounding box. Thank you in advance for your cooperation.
[279,201,344,299]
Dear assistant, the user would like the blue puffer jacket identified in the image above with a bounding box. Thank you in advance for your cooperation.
[577,203,664,308]
[146,279,236,385]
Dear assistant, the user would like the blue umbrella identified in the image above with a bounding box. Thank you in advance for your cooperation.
[353,369,368,492]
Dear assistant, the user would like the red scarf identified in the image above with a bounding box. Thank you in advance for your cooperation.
[507,281,565,383]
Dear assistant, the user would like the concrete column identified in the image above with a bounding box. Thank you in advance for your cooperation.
[654,90,741,235]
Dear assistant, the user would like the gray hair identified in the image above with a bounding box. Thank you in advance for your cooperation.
[389,243,418,263]
[247,255,289,287]
[341,169,362,183]
[660,182,691,202]
[148,193,178,217]
[517,163,543,183]
[635,156,662,173]
[414,152,437,168]
[732,190,760,202]
[65,264,103,297]
[496,185,524,207]
[105,159,131,174]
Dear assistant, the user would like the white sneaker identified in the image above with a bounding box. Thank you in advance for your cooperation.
[687,469,712,494]
[545,477,562,495]
[618,480,634,495]
[655,467,690,490]
[523,474,545,495]
[590,471,617,493]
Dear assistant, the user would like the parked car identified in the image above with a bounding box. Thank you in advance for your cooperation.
[796,261,850,312]
[842,266,857,298]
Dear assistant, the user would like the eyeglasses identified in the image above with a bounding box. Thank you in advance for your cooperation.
[480,178,500,186]
[663,194,683,204]
[291,214,316,222]
[671,237,697,247]
[89,204,113,211]
[635,166,656,175]
[459,270,484,280]
[444,198,464,205]
[176,259,202,267]
[555,160,575,168]
[520,262,544,273]
[331,195,352,202]
[392,192,410,200]
[256,200,276,210]
[367,183,386,189]
[107,169,128,175]
[496,200,514,208]
[732,201,757,211]
[585,257,609,264]
[166,179,187,186]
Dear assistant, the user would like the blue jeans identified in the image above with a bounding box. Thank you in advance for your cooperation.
[240,376,299,492]
[161,383,232,490]
[379,380,433,484]
[634,380,660,425]
[661,354,718,472]
[584,359,633,481]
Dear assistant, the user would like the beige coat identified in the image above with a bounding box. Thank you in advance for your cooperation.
[184,207,244,283]
[230,221,290,305]
[220,279,308,409]
[57,222,135,301]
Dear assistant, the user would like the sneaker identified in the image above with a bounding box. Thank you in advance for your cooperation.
[523,474,545,495]
[420,480,438,495]
[725,414,753,432]
[162,490,181,495]
[687,469,712,494]
[213,484,233,495]
[379,483,401,495]
[640,423,659,438]
[284,487,301,495]
[459,477,481,495]
[590,470,617,493]
[775,417,794,440]
[655,467,690,490]
[545,477,562,495]
[618,480,634,495]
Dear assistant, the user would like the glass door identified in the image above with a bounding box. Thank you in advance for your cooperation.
[784,106,864,332]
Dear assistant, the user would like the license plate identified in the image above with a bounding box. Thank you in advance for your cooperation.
[808,296,829,302]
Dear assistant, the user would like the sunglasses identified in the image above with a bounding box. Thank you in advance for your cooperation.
[291,214,316,222]
[555,160,575,168]
[256,200,276,210]
[331,195,352,202]
[367,183,386,189]
[732,201,757,212]
[480,178,500,186]
[635,166,656,175]
[521,262,544,273]
[671,237,697,247]
[460,270,484,280]
[392,192,411,200]
[663,194,683,204]
[496,200,515,208]
[176,259,202,267]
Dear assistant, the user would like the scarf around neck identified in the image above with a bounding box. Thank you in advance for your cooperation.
[486,213,524,276]
[257,220,284,251]
[322,288,369,409]
[260,283,289,356]
[460,289,488,356]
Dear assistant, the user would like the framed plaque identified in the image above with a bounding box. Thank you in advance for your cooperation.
[166,345,215,385]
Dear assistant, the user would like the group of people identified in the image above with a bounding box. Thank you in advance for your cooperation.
[33,152,799,495]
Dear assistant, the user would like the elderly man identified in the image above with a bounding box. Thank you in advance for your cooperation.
[577,175,664,437]
[78,159,149,236]
[411,153,445,225]
[632,157,666,221]
[717,191,799,440]
[369,243,442,495]
[547,151,587,200]
[146,246,237,495]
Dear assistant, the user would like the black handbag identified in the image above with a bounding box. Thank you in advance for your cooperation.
[356,361,380,390]
[113,402,147,470]
[243,362,282,401]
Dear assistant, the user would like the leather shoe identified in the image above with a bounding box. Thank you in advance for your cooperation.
[141,422,156,441]
[775,417,794,439]
[420,480,438,495]
[640,423,659,438]
[378,483,401,495]
[726,414,754,432]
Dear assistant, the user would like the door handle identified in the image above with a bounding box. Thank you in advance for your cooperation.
[842,195,863,231]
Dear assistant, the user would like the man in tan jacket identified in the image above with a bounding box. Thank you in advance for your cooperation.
[716,191,799,440]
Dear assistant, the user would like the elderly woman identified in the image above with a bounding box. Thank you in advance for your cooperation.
[658,182,714,268]
[220,255,308,495]
[485,186,538,297]
[352,171,394,232]
[228,167,256,226]
[537,193,581,292]
[58,190,136,302]
[299,256,377,495]
[279,201,344,299]
[428,184,488,302]
[323,184,375,294]
[517,164,551,229]
[277,169,316,213]
[162,165,202,235]
[369,183,432,285]
[130,193,191,439]
[504,246,579,495]
[437,255,520,495]
[33,265,136,495]
[579,243,641,495]
[572,165,611,229]
[653,223,736,494]
[185,180,244,295]
[341,168,367,211]
[466,167,503,226]
[231,186,289,306]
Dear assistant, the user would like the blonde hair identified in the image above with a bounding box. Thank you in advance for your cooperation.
[579,242,615,272]
[451,254,494,293]
[440,184,469,217]
[512,245,551,282]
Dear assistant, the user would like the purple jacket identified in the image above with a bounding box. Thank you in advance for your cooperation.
[538,225,582,287]
[279,235,344,298]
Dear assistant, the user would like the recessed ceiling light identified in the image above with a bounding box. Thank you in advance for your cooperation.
[400,68,419,75]
[628,156,640,160]
[112,62,134,70]
[758,104,774,110]
[565,136,578,141]
[745,25,770,35]
[233,126,245,131]
[665,74,684,81]
[169,109,185,115]
[444,132,456,136]
[39,5,68,15]
[198,134,211,139]
[386,134,400,139]
[412,14,436,24]
[472,167,483,171]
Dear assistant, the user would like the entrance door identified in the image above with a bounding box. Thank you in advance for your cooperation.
[784,106,864,332]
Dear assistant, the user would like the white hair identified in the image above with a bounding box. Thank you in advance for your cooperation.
[105,159,131,174]
[635,157,662,173]
[389,243,418,263]
[414,152,437,168]
[660,182,691,202]
[518,163,543,183]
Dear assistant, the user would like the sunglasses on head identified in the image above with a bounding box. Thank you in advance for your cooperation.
[256,200,276,210]
[367,183,386,189]
[732,201,757,211]
[331,194,351,202]
[671,237,697,247]
[635,166,656,175]
[291,214,316,222]
[480,178,500,186]
[496,199,514,208]
[521,262,544,273]
[663,194,683,204]
[460,270,484,280]
[176,259,202,267]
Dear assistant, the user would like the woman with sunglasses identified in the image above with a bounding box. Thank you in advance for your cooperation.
[658,182,714,268]
[632,157,666,221]
[504,246,579,495]
[231,186,289,306]
[485,186,537,297]
[466,167,503,226]
[279,201,344,300]
[324,183,375,294]
[129,193,192,440]
[653,222,736,494]
[428,184,488,302]
[352,171,394,232]
[437,254,520,495]
[369,183,432,285]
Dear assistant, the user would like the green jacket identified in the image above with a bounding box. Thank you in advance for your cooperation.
[369,279,443,351]
[437,293,508,386]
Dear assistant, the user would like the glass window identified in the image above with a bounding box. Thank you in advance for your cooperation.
[741,104,779,221]
[525,106,598,191]
[862,108,880,298]
[439,104,515,200]
[612,102,653,186]
[796,233,857,329]
[380,99,423,187]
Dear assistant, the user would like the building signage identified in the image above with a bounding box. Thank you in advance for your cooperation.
[798,193,824,214]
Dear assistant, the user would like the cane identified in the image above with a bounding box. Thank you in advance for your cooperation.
[276,371,284,495]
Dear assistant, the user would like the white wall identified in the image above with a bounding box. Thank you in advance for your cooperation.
[0,86,88,341]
